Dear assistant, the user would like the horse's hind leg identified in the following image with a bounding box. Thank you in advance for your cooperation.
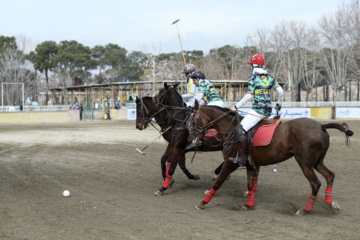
[244,166,260,197]
[297,165,322,215]
[196,159,239,210]
[178,154,200,180]
[314,158,339,209]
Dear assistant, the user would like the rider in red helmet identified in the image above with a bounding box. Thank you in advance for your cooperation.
[229,54,284,166]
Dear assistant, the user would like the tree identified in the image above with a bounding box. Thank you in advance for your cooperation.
[52,40,96,87]
[126,51,146,81]
[28,41,58,105]
[0,36,17,52]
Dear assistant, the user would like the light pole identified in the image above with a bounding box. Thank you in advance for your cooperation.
[172,19,187,66]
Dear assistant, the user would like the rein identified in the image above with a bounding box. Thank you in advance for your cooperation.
[155,85,191,131]
[137,97,169,133]
[193,109,233,134]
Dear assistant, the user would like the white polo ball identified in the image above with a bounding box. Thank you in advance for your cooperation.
[63,190,71,197]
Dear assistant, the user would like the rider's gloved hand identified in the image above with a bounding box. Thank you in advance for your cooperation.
[275,103,281,112]
[187,106,193,112]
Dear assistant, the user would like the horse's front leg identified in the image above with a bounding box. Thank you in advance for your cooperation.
[242,166,258,210]
[155,147,182,196]
[178,153,200,180]
[161,145,172,180]
[196,159,238,210]
[244,166,260,197]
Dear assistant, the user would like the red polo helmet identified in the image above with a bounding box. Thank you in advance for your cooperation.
[247,54,265,66]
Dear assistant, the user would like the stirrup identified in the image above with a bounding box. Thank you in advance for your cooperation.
[185,142,202,150]
[228,156,246,167]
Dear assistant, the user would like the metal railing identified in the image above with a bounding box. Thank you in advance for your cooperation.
[0,105,69,112]
[1,101,360,112]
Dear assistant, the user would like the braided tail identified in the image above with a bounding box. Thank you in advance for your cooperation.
[321,123,354,145]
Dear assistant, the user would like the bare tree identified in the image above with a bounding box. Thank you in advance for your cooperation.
[300,27,324,102]
[52,66,72,104]
[141,44,162,96]
[318,1,355,101]
[0,47,31,105]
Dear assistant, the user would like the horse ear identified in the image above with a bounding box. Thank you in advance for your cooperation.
[135,96,140,103]
[194,99,199,110]
[174,82,180,89]
[164,82,168,89]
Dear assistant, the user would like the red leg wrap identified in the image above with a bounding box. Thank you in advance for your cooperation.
[304,195,316,212]
[163,162,172,188]
[325,187,333,205]
[253,177,258,192]
[203,188,216,203]
[247,190,255,208]
[163,177,172,188]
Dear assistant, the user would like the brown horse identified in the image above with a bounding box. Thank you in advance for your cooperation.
[190,100,353,214]
[135,95,225,193]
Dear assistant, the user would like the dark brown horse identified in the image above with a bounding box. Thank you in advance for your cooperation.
[190,100,353,214]
[135,95,225,194]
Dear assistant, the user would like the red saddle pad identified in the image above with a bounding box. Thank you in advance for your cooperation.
[252,121,280,147]
[204,128,217,137]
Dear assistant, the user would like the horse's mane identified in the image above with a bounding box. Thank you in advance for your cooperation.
[142,96,153,101]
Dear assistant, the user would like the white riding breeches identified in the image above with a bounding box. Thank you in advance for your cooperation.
[240,110,268,132]
[207,100,225,108]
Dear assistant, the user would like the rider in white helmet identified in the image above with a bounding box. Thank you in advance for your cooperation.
[185,70,225,150]
[181,64,205,106]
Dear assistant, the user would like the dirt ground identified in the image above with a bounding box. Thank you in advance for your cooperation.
[0,119,359,240]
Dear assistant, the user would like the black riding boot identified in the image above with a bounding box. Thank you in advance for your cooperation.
[228,141,248,166]
[228,125,248,166]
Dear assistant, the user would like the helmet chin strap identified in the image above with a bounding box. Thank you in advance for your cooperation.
[252,64,263,68]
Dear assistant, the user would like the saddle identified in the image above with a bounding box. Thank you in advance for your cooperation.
[247,115,281,147]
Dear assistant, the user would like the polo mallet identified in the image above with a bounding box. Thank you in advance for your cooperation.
[273,105,280,172]
[136,126,172,155]
[172,19,186,66]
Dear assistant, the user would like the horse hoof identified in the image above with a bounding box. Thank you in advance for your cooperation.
[195,204,205,210]
[244,191,248,197]
[331,201,341,210]
[193,175,201,180]
[241,204,253,211]
[296,208,307,216]
[154,191,164,196]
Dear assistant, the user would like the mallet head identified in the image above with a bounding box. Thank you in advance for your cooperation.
[136,148,145,155]
[172,19,180,25]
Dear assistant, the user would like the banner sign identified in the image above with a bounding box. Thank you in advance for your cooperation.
[127,109,136,120]
[238,108,311,119]
[336,108,360,118]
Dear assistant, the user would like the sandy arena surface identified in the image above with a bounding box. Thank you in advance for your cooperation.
[0,119,359,240]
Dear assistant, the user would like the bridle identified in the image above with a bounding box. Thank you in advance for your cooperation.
[155,85,192,131]
[136,97,168,132]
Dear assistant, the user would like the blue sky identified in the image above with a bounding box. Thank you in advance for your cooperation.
[1,0,346,54]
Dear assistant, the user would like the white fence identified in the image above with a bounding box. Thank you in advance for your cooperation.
[2,101,360,112]
[0,105,69,112]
